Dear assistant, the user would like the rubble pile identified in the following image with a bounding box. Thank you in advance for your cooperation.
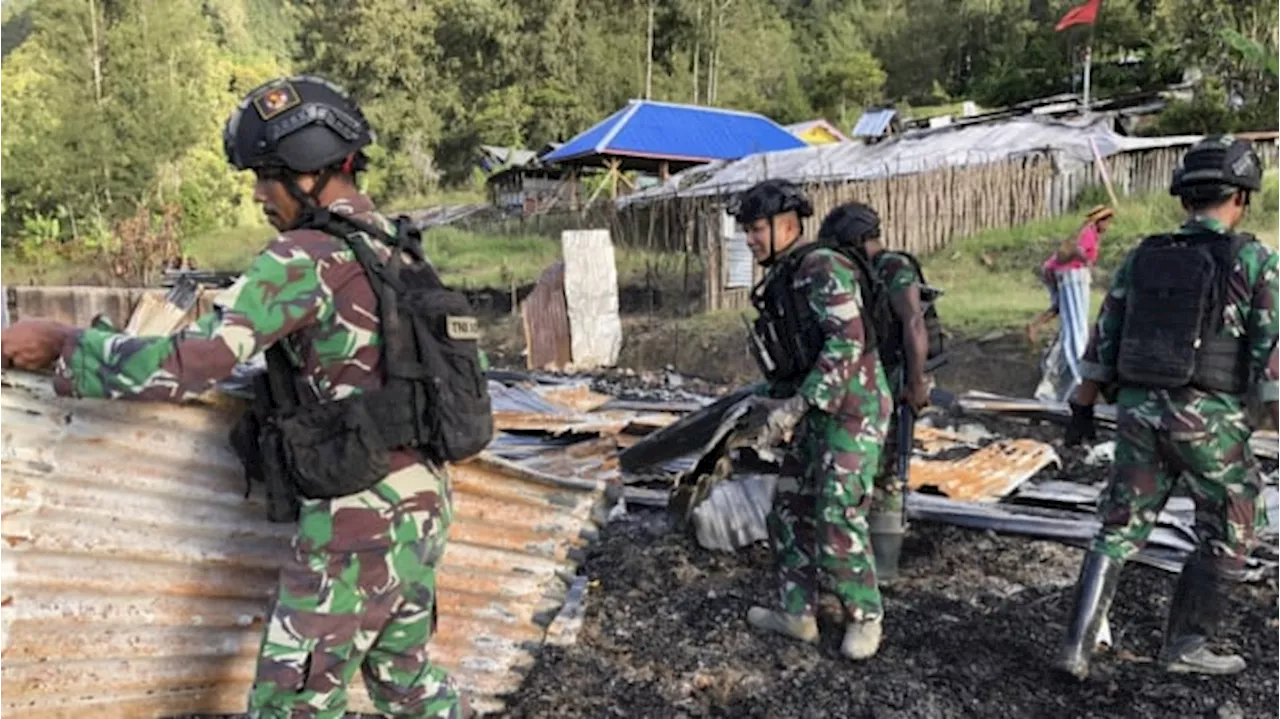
[488,376,1279,718]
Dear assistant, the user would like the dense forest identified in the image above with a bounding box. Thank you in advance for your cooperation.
[1,0,1276,254]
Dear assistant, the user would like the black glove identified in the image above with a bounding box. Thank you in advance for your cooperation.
[1065,400,1096,446]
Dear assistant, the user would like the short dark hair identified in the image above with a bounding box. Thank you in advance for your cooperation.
[1180,183,1244,212]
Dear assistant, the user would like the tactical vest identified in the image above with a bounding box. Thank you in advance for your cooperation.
[229,211,494,522]
[1116,230,1253,395]
[747,244,879,386]
[873,251,947,373]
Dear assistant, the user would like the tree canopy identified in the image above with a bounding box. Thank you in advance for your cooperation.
[1,0,1275,252]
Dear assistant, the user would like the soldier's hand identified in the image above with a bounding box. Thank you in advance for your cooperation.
[905,376,932,413]
[1064,400,1096,446]
[0,320,75,371]
[753,395,808,449]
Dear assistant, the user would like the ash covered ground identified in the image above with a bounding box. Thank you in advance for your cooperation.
[496,379,1279,719]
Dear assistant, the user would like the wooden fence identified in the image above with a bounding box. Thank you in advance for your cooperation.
[458,137,1278,312]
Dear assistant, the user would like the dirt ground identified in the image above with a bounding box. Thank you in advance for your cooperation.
[484,314,1045,399]
[484,318,1277,719]
[499,515,1278,719]
[490,383,1276,719]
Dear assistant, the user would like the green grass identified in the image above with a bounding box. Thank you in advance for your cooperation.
[922,171,1280,334]
[180,209,693,290]
[420,227,688,289]
[182,222,274,271]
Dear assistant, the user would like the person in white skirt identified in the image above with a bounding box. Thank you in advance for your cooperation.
[1031,205,1113,401]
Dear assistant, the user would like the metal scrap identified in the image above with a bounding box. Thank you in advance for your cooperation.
[908,438,1061,503]
[0,370,618,717]
[691,475,777,552]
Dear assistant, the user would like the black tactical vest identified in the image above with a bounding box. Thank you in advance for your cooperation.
[229,211,494,522]
[748,244,879,387]
[1116,230,1253,394]
[872,251,947,374]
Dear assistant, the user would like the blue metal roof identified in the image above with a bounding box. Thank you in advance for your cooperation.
[852,108,897,138]
[541,100,806,166]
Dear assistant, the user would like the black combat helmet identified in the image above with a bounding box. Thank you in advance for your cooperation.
[729,179,814,225]
[818,202,881,250]
[1171,135,1262,200]
[223,75,375,175]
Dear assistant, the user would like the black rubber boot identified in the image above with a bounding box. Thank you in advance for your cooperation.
[1055,551,1122,679]
[869,510,906,582]
[1158,556,1246,675]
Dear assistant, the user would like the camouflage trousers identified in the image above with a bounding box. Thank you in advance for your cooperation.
[248,463,462,718]
[768,411,885,622]
[1092,390,1264,572]
[870,407,904,514]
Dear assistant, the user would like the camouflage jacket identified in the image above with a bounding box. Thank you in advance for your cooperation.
[873,250,920,297]
[1080,216,1280,408]
[872,250,921,376]
[54,194,394,403]
[771,243,891,421]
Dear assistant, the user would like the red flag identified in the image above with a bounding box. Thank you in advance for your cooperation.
[1055,0,1101,31]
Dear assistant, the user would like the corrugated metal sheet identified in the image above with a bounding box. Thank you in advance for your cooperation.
[542,99,806,166]
[521,261,572,371]
[11,286,220,330]
[616,116,1194,206]
[852,108,896,138]
[0,371,612,717]
[908,438,1061,502]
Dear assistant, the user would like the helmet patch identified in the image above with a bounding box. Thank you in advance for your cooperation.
[253,82,302,120]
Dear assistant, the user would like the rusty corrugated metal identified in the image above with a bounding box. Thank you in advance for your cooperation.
[521,261,572,371]
[908,438,1061,502]
[11,286,219,331]
[1,371,611,717]
[533,384,612,414]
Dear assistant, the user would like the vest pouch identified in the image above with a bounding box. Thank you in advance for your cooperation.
[273,398,391,500]
[402,287,494,462]
[1117,243,1215,389]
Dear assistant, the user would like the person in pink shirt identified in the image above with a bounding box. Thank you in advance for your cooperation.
[1026,204,1113,344]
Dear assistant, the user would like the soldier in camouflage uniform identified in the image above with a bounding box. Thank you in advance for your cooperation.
[817,202,932,581]
[1056,136,1278,679]
[2,76,466,718]
[735,180,893,660]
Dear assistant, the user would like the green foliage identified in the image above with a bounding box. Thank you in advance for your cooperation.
[1148,87,1234,135]
[3,0,1278,272]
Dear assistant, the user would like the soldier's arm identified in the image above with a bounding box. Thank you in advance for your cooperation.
[1246,247,1279,405]
[53,236,327,401]
[888,269,928,392]
[795,251,869,415]
[1079,251,1134,385]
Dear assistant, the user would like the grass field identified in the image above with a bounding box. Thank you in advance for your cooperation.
[6,172,1277,340]
[920,173,1279,334]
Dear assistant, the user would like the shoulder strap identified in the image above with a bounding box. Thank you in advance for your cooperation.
[898,251,928,287]
[263,343,306,408]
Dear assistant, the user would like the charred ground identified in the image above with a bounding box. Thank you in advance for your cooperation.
[497,376,1278,719]
[500,515,1277,719]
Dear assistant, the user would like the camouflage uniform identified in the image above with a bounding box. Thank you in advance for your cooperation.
[867,250,921,516]
[767,245,893,623]
[1081,216,1279,572]
[53,195,463,718]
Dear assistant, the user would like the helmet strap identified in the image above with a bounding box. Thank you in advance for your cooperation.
[280,168,335,229]
[766,215,778,267]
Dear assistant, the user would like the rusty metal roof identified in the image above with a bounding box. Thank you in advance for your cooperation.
[1,371,616,717]
[909,438,1061,502]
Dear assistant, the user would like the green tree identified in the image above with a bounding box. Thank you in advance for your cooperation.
[807,7,887,126]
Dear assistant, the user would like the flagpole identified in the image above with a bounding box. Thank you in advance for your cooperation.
[1081,30,1093,113]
